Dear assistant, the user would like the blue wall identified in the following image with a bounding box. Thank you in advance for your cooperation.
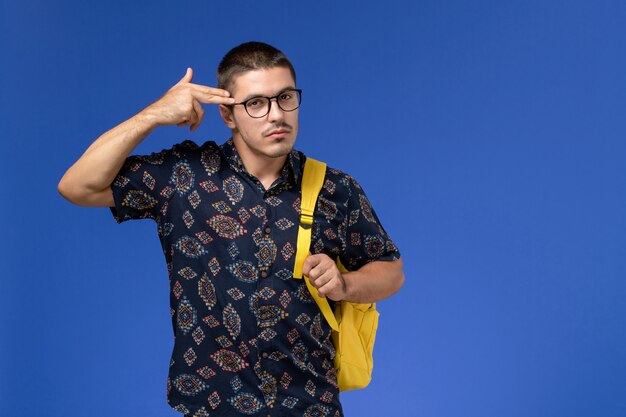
[2,1,625,416]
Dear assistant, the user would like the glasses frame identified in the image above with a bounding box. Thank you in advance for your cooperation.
[231,88,303,118]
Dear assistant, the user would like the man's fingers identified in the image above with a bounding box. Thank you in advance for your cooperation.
[190,83,231,97]
[310,268,334,288]
[302,254,324,277]
[176,103,199,128]
[171,71,234,105]
[311,268,345,300]
[318,279,338,297]
[305,255,334,285]
[190,100,205,131]
[191,91,236,105]
[302,254,345,300]
[318,278,345,300]
[175,67,194,86]
[190,86,235,105]
[188,107,199,126]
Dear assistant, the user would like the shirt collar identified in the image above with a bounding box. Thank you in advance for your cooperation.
[219,138,304,188]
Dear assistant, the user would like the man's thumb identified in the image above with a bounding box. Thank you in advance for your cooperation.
[177,67,193,85]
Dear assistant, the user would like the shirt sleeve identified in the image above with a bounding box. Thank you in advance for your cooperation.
[338,174,401,270]
[109,146,178,224]
[313,168,400,271]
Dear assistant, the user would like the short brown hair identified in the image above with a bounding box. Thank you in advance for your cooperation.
[217,41,296,91]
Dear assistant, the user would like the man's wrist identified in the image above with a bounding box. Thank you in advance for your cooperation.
[135,107,162,131]
[341,271,358,302]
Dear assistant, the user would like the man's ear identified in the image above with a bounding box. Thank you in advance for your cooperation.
[219,104,237,129]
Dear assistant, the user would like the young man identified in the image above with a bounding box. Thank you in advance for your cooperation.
[58,42,404,417]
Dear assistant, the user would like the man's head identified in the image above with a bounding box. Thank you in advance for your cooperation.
[217,41,296,93]
[218,42,300,164]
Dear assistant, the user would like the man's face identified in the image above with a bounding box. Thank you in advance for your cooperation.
[220,66,299,160]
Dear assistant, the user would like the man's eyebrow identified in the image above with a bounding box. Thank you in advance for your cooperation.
[239,93,264,102]
[239,86,296,103]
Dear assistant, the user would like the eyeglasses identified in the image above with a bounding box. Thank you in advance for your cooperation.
[232,89,302,118]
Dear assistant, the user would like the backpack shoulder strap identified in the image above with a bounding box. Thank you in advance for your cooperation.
[293,157,326,278]
[293,157,340,332]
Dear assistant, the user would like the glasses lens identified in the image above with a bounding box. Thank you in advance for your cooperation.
[245,97,270,117]
[277,90,301,112]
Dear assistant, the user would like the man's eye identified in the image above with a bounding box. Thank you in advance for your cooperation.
[279,93,293,100]
[247,99,262,108]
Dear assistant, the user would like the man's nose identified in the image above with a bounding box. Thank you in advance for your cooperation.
[267,98,285,121]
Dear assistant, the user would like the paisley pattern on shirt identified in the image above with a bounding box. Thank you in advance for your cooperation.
[110,139,400,417]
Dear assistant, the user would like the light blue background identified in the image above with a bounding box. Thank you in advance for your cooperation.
[1,1,625,416]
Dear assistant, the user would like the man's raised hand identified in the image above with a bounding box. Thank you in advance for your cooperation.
[141,67,235,131]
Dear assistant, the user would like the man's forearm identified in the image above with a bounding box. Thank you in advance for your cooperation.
[57,111,157,206]
[342,258,404,304]
[57,68,235,207]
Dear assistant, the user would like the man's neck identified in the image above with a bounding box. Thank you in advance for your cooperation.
[232,138,288,190]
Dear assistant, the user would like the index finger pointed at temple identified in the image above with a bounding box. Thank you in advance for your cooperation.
[189,83,231,97]
[191,89,235,105]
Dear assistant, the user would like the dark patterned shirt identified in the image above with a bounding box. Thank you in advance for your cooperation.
[110,139,400,417]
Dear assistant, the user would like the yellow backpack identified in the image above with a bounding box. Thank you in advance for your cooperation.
[292,158,379,392]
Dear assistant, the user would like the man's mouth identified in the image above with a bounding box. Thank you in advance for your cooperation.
[265,129,290,137]
[263,123,293,138]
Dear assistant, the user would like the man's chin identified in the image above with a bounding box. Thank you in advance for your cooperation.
[266,138,295,158]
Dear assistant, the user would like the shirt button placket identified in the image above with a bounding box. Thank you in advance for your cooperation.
[262,201,274,281]
[260,223,271,280]
[258,197,275,367]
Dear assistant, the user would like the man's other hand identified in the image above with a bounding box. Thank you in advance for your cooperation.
[302,253,347,301]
